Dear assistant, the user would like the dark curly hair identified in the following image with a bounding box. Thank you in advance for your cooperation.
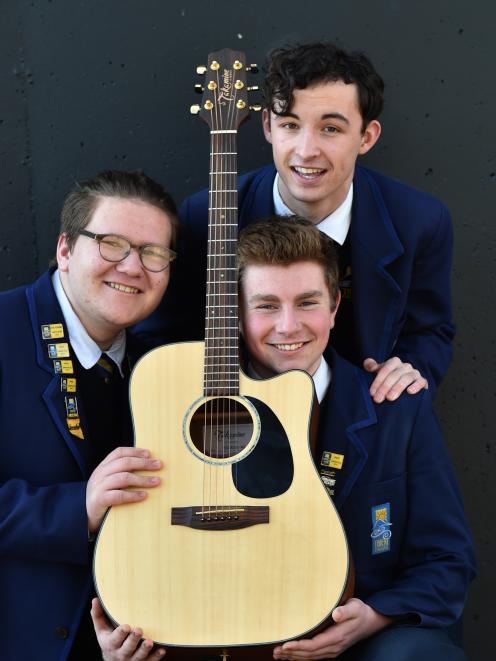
[263,42,384,131]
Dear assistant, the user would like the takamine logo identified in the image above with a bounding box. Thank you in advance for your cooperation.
[217,69,234,104]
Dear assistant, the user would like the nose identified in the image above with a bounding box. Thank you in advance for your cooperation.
[275,307,301,335]
[115,247,143,276]
[295,128,320,161]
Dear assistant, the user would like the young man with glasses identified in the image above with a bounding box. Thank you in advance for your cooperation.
[0,170,177,661]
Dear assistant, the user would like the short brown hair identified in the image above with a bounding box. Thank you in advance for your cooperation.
[237,215,340,308]
[59,169,178,251]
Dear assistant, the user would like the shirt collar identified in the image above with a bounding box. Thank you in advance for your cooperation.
[272,174,353,245]
[246,356,331,404]
[52,269,126,375]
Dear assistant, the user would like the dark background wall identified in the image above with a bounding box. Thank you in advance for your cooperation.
[1,0,494,656]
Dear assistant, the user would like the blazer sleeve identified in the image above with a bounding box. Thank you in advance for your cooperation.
[0,477,90,565]
[365,391,476,626]
[392,201,455,394]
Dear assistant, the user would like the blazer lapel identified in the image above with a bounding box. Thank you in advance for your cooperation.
[318,351,376,510]
[26,271,90,477]
[351,166,404,362]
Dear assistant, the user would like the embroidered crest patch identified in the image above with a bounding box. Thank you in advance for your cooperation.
[371,502,392,555]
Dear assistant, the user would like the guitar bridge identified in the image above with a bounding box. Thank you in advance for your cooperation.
[171,505,269,530]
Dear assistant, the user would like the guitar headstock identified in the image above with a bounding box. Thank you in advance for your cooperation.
[192,49,254,131]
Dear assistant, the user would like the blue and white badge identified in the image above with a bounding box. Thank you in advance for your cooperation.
[371,502,392,555]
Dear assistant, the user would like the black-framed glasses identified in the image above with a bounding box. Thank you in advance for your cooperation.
[78,230,177,272]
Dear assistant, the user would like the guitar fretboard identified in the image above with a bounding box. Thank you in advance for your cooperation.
[204,132,239,396]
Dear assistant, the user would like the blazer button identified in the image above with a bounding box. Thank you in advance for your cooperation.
[55,626,69,639]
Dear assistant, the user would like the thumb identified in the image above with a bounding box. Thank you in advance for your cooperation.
[363,357,379,372]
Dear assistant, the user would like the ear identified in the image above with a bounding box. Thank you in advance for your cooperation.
[329,289,342,330]
[358,119,381,156]
[262,108,273,144]
[56,233,71,272]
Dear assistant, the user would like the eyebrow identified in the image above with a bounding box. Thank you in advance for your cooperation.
[275,111,350,126]
[248,290,324,304]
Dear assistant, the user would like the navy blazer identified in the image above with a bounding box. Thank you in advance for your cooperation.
[0,271,136,661]
[136,165,455,394]
[319,350,475,626]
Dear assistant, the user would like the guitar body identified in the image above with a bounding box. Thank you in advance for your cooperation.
[94,341,349,654]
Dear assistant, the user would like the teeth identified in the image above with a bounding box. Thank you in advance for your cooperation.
[274,342,304,351]
[107,282,140,294]
[293,166,324,175]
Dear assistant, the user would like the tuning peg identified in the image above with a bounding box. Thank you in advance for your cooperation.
[250,104,263,112]
[194,84,204,94]
[196,65,207,74]
[247,86,259,92]
[190,104,201,115]
[246,64,258,73]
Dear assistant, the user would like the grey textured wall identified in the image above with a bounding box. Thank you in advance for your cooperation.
[1,0,494,657]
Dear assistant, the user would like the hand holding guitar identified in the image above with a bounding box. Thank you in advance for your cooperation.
[91,598,166,661]
[86,447,162,533]
[273,598,392,660]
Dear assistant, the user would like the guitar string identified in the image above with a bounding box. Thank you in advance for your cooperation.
[204,57,244,521]
[226,82,236,519]
[212,64,223,520]
[204,63,219,520]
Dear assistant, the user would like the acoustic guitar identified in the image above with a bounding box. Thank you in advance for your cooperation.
[94,48,350,660]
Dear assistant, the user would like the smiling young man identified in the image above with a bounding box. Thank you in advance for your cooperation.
[93,217,474,661]
[238,217,474,661]
[137,42,454,402]
[0,170,177,661]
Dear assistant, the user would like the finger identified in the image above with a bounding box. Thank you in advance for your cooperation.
[90,598,114,635]
[101,471,162,493]
[370,363,412,402]
[133,639,166,660]
[384,373,426,400]
[107,627,144,656]
[99,446,152,467]
[332,598,361,622]
[100,456,163,478]
[99,488,149,508]
[406,377,429,394]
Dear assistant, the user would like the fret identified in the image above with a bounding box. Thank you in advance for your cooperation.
[204,378,239,383]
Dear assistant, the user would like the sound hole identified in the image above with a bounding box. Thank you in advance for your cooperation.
[189,397,254,459]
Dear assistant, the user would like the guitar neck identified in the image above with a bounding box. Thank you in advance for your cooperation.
[205,131,239,397]
[198,48,250,398]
